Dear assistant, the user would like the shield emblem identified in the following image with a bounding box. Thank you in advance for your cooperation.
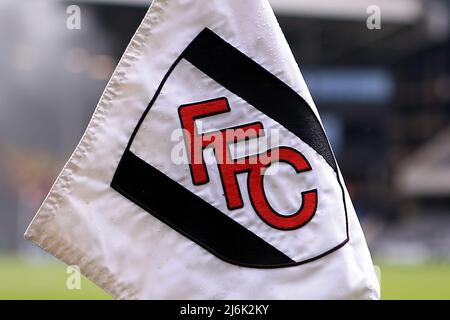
[111,28,348,268]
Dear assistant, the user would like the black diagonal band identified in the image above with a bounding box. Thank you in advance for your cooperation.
[183,28,337,172]
[112,150,294,268]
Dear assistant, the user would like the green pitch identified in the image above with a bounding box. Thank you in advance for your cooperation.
[378,262,450,299]
[0,256,111,300]
[1,256,450,299]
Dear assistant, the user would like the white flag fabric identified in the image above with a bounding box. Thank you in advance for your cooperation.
[26,0,380,299]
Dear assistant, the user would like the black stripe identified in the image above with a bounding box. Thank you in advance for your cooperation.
[111,150,294,268]
[183,28,337,172]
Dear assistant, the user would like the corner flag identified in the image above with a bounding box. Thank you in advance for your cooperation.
[26,0,380,299]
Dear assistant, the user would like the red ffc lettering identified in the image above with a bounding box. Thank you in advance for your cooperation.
[178,98,317,230]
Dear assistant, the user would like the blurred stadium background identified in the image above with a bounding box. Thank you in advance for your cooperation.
[1,0,450,299]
